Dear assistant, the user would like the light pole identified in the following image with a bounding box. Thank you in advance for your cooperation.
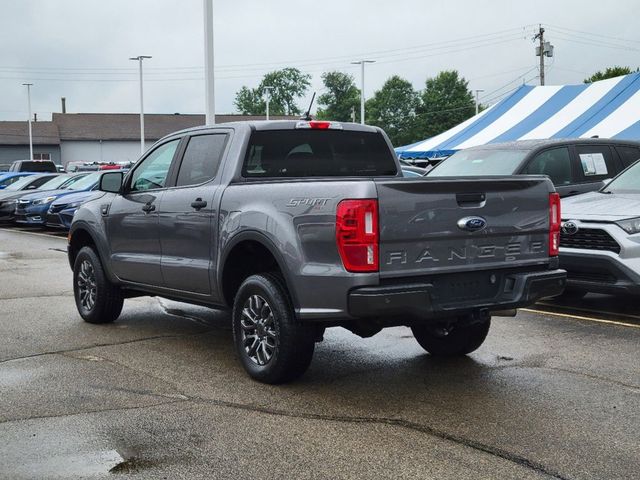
[351,60,375,125]
[22,83,34,160]
[264,86,273,120]
[129,55,152,155]
[203,0,215,124]
[474,89,485,115]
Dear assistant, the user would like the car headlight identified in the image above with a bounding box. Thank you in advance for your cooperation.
[32,196,57,206]
[65,201,83,209]
[615,217,640,235]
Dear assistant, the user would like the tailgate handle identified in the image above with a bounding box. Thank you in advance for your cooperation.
[456,192,486,206]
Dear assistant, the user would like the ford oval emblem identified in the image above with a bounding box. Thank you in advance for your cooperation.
[457,216,487,232]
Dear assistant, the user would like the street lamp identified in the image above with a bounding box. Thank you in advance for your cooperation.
[351,60,375,125]
[264,86,273,120]
[129,55,152,155]
[474,89,485,115]
[203,0,215,125]
[22,83,34,160]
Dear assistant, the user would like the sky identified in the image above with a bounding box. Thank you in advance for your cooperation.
[0,0,639,122]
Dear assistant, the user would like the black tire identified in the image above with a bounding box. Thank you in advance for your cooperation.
[73,246,123,324]
[411,317,491,357]
[232,273,315,384]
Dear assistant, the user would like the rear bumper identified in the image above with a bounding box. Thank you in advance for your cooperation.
[348,269,566,320]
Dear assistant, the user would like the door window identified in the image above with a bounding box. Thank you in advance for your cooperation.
[574,145,616,181]
[175,134,227,187]
[129,140,180,192]
[522,147,572,185]
[615,145,640,168]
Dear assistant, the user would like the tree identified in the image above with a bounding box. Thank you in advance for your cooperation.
[234,68,311,116]
[365,75,420,146]
[316,71,361,122]
[416,70,475,139]
[584,66,638,83]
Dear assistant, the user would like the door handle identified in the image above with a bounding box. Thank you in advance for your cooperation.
[142,202,155,213]
[191,198,207,210]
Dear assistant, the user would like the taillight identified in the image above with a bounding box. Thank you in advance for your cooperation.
[295,121,343,130]
[549,192,561,256]
[336,199,379,272]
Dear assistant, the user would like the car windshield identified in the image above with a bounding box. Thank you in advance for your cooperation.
[603,160,640,194]
[39,175,77,190]
[3,175,35,191]
[66,172,101,190]
[428,148,529,177]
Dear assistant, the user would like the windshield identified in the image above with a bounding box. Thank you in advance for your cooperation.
[39,174,77,190]
[66,172,101,190]
[428,148,529,177]
[4,175,36,191]
[603,160,640,194]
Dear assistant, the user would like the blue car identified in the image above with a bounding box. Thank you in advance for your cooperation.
[14,172,105,226]
[46,190,103,229]
[0,172,35,189]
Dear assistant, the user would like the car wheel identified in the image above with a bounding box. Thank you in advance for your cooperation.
[73,246,123,324]
[232,273,315,384]
[411,317,491,356]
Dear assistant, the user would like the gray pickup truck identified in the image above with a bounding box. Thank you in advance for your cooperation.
[68,120,566,383]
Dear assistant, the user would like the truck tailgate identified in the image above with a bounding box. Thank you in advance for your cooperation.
[376,176,553,279]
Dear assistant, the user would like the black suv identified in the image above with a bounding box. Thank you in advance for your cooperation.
[9,160,58,173]
[428,139,640,197]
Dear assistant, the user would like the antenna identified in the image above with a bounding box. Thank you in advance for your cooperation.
[301,92,316,121]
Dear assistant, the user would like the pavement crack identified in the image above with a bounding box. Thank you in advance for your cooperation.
[0,331,213,365]
[185,396,572,480]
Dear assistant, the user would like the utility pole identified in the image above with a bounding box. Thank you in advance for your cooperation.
[203,0,215,125]
[534,25,554,86]
[129,55,152,155]
[22,83,33,160]
[264,86,273,120]
[474,89,484,115]
[351,60,375,124]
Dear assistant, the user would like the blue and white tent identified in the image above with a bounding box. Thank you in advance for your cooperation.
[396,73,640,159]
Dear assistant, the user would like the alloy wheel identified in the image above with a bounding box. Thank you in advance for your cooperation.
[240,294,278,366]
[77,260,97,311]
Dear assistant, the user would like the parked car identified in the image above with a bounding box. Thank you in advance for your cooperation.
[560,159,640,296]
[399,159,428,177]
[428,139,640,197]
[14,172,97,226]
[8,159,58,173]
[46,190,102,229]
[0,172,35,189]
[68,120,565,384]
[0,174,78,223]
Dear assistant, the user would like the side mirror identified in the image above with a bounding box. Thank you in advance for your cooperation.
[99,171,124,193]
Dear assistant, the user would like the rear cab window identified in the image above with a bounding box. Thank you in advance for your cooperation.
[242,129,398,178]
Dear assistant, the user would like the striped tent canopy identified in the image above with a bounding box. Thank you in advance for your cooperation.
[396,72,640,159]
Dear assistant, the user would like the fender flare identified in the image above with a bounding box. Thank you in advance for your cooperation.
[218,230,299,309]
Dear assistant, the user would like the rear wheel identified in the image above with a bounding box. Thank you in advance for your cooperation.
[73,246,123,324]
[232,273,315,384]
[411,317,491,356]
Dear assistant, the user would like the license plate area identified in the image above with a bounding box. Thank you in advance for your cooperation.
[430,271,501,304]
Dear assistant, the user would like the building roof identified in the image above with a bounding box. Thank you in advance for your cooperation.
[0,121,60,145]
[51,113,298,141]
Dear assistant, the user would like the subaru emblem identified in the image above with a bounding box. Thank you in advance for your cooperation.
[457,216,487,232]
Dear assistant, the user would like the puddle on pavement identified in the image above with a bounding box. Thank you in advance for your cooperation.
[13,450,124,478]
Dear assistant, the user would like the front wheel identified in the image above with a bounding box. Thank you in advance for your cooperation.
[73,246,123,324]
[411,317,491,356]
[232,273,315,384]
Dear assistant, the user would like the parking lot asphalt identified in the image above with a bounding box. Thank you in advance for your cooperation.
[0,228,638,480]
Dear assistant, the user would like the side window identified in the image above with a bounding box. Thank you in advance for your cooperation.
[129,139,180,192]
[522,147,572,185]
[615,146,640,168]
[574,145,616,181]
[175,134,227,187]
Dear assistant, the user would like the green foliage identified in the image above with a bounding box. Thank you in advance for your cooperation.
[316,71,361,122]
[365,76,420,146]
[234,68,312,116]
[415,70,475,139]
[584,66,638,83]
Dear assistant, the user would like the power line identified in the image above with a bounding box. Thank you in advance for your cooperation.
[546,24,640,45]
